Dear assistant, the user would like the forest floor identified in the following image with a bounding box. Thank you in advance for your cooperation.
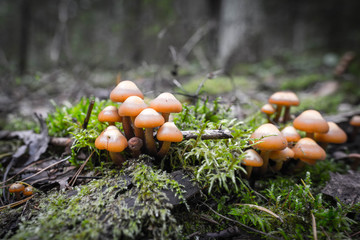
[1,52,360,239]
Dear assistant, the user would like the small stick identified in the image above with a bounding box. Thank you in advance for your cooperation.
[82,99,95,130]
[69,151,95,187]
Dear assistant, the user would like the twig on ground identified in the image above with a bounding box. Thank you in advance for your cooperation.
[82,99,95,130]
[69,151,95,187]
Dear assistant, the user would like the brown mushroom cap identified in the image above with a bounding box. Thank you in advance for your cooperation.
[293,110,329,134]
[281,126,301,143]
[250,123,288,151]
[118,96,148,117]
[242,149,263,167]
[350,115,360,127]
[9,183,25,193]
[110,80,144,103]
[95,126,128,152]
[134,108,165,128]
[156,122,183,142]
[292,137,326,161]
[269,147,294,161]
[268,91,300,106]
[23,186,34,196]
[149,92,182,114]
[261,104,276,115]
[314,122,347,144]
[98,106,122,123]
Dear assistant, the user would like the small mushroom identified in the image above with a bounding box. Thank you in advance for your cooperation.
[293,109,329,139]
[314,122,347,149]
[268,91,300,123]
[110,80,144,103]
[292,137,326,170]
[261,104,276,123]
[241,149,263,179]
[9,183,25,200]
[150,92,182,122]
[134,108,165,156]
[281,126,301,147]
[98,106,122,126]
[23,186,34,196]
[156,122,183,158]
[95,126,128,166]
[250,123,288,174]
[350,115,360,141]
[269,147,294,171]
[128,137,143,158]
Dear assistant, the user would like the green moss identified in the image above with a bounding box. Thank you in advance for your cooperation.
[280,74,327,91]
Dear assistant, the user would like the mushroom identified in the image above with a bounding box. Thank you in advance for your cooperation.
[261,104,276,123]
[292,137,326,170]
[118,96,148,140]
[156,122,183,158]
[23,186,34,196]
[95,126,128,166]
[293,109,329,139]
[98,106,122,126]
[350,115,360,141]
[241,149,263,179]
[110,80,144,140]
[250,123,288,174]
[9,183,25,200]
[268,91,300,123]
[281,126,301,147]
[149,92,182,122]
[128,137,143,158]
[134,108,165,156]
[269,147,294,171]
[314,121,347,149]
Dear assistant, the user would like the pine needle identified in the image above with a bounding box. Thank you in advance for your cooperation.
[237,203,284,223]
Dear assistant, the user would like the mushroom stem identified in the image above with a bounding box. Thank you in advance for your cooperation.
[273,161,284,171]
[109,152,125,166]
[260,151,270,174]
[306,132,315,139]
[14,192,21,200]
[157,141,171,159]
[131,116,144,140]
[294,160,305,171]
[108,122,115,126]
[274,105,283,123]
[162,113,170,122]
[245,166,253,179]
[128,137,143,158]
[122,116,135,140]
[144,128,157,156]
[318,142,328,150]
[283,106,291,123]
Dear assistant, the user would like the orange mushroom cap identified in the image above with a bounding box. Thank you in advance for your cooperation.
[350,115,360,127]
[134,108,165,128]
[268,91,300,106]
[110,80,144,103]
[242,149,263,167]
[118,96,148,117]
[281,126,301,143]
[293,110,329,134]
[269,147,294,161]
[261,104,276,115]
[314,122,347,144]
[250,123,288,151]
[9,183,25,193]
[292,137,326,161]
[149,92,182,113]
[98,106,122,123]
[23,186,34,196]
[156,122,183,142]
[95,126,128,152]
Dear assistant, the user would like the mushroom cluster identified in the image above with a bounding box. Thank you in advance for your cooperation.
[245,91,350,177]
[9,183,33,200]
[95,80,183,166]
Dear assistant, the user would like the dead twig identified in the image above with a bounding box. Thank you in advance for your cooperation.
[82,99,95,130]
[69,151,95,187]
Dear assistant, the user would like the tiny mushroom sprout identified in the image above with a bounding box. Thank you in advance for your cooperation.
[281,126,301,147]
[156,122,183,158]
[98,105,122,125]
[268,91,300,123]
[241,149,263,179]
[23,186,34,196]
[292,137,326,170]
[149,92,182,122]
[350,115,360,141]
[9,183,25,200]
[128,137,143,158]
[261,104,276,123]
[293,109,329,139]
[250,123,288,174]
[110,80,144,140]
[314,121,347,149]
[95,126,128,166]
[269,147,294,171]
[118,96,148,140]
[134,108,165,156]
